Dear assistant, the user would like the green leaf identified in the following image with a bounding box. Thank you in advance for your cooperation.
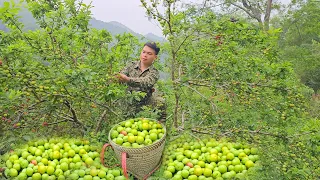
[3,2,10,9]
[5,13,12,18]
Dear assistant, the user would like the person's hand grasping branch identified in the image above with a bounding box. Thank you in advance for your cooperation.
[117,73,130,83]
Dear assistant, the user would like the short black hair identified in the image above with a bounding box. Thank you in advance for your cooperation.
[144,42,160,55]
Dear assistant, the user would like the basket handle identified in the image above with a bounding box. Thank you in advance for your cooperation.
[100,143,120,168]
[100,143,129,179]
[121,152,129,179]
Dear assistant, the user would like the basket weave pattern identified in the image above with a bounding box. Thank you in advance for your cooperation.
[108,120,166,179]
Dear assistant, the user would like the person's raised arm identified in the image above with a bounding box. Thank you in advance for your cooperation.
[127,70,159,89]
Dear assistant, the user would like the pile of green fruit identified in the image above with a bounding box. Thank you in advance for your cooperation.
[162,136,260,179]
[0,138,127,180]
[110,118,165,148]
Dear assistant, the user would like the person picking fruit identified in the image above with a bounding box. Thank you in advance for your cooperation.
[117,42,166,122]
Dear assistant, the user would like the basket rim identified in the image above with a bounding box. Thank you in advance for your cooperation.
[108,117,166,151]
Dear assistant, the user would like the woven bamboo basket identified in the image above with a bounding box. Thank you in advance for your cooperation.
[108,118,166,179]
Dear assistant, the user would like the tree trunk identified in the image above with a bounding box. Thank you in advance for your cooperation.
[171,49,179,128]
[264,0,273,31]
[230,0,273,31]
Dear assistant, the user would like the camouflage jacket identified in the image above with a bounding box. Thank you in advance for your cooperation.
[120,61,159,101]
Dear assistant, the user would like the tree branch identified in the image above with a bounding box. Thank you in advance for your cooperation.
[95,110,107,133]
[63,100,85,128]
[81,95,120,117]
[230,2,257,21]
[181,83,218,112]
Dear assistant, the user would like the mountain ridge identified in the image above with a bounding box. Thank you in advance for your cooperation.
[0,0,165,42]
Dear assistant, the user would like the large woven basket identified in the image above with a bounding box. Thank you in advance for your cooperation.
[108,118,166,179]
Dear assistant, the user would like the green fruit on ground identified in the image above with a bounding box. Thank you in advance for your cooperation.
[6,160,13,169]
[98,170,106,178]
[193,167,203,176]
[176,154,185,161]
[26,167,34,176]
[41,158,49,165]
[203,168,212,177]
[212,170,221,178]
[9,168,18,177]
[172,174,182,180]
[57,175,66,180]
[42,173,49,180]
[21,151,30,159]
[79,149,87,156]
[188,175,198,180]
[73,155,81,163]
[47,165,55,175]
[221,172,232,179]
[197,161,205,168]
[238,152,247,159]
[251,147,258,155]
[115,175,127,180]
[163,170,173,179]
[242,157,250,164]
[90,168,98,176]
[12,163,21,171]
[111,169,121,177]
[17,172,28,180]
[244,148,251,155]
[85,157,94,166]
[245,160,255,168]
[106,173,115,179]
[55,169,63,176]
[167,165,175,173]
[32,173,42,180]
[205,163,214,170]
[48,161,56,168]
[60,162,68,172]
[234,164,243,173]
[78,169,86,177]
[35,149,43,156]
[52,151,61,159]
[235,172,245,179]
[69,173,79,180]
[9,154,19,163]
[228,165,235,172]
[226,153,235,160]
[52,145,60,151]
[175,162,184,171]
[208,154,218,163]
[210,148,219,154]
[190,153,199,160]
[68,149,76,157]
[181,169,189,178]
[218,165,227,174]
[93,176,100,180]
[38,165,47,174]
[232,158,241,165]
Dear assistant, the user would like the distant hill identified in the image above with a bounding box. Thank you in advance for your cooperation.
[0,0,165,42]
[144,33,166,42]
[89,19,143,38]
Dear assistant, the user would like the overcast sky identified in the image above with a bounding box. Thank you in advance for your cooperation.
[82,0,291,37]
